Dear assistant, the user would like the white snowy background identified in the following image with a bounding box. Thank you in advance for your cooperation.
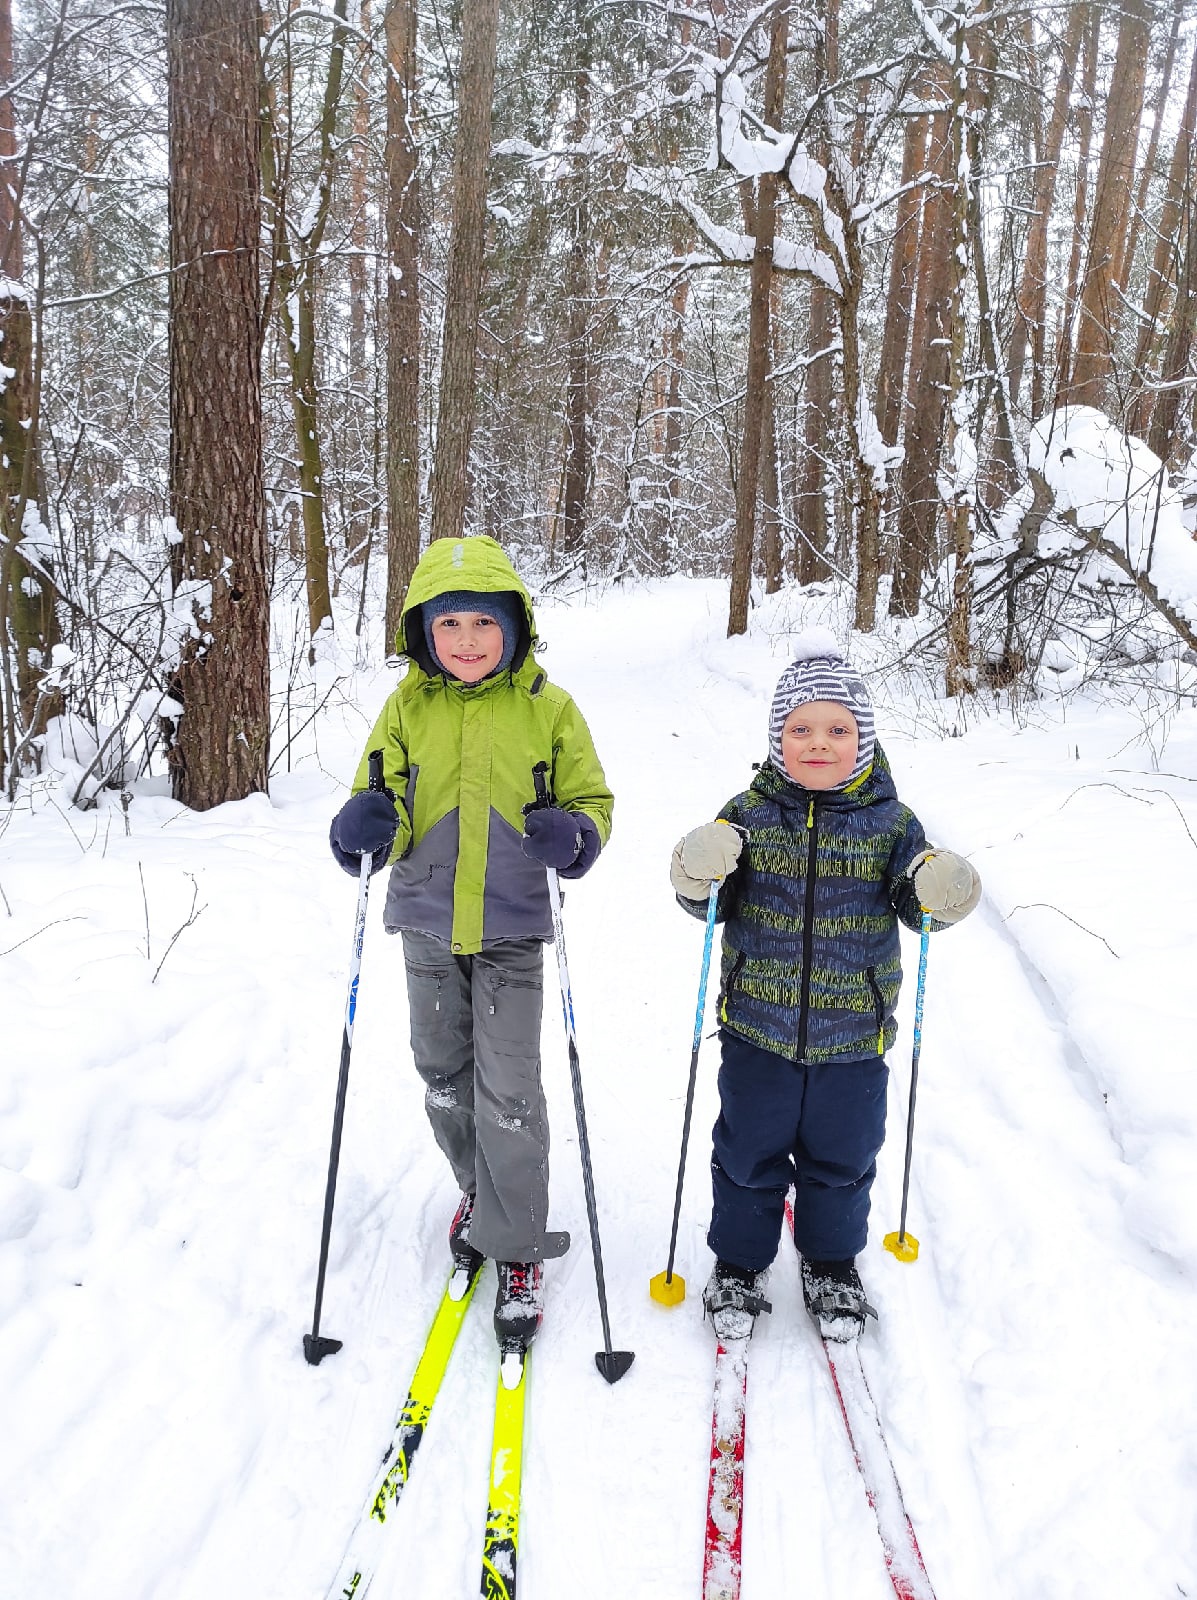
[3,577,1196,1599]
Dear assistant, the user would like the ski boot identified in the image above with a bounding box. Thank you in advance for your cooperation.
[800,1257,877,1342]
[494,1259,544,1352]
[448,1192,485,1300]
[702,1259,772,1342]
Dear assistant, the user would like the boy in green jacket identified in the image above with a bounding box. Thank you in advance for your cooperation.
[328,536,613,1351]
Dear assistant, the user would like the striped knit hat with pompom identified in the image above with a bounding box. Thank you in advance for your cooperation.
[768,628,875,788]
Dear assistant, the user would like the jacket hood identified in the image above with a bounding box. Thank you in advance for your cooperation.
[748,743,898,810]
[398,536,536,675]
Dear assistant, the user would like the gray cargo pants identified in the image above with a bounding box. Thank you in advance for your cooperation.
[401,929,557,1262]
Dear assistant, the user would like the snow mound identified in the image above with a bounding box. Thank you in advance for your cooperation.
[1029,407,1197,624]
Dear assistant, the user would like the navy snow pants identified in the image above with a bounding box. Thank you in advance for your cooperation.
[707,1029,889,1271]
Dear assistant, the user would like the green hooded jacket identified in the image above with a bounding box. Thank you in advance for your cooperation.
[351,536,613,954]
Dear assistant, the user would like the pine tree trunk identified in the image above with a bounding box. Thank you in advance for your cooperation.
[1128,43,1197,439]
[428,0,500,545]
[261,0,348,640]
[944,18,975,698]
[796,0,837,587]
[1007,5,1084,418]
[649,3,694,573]
[890,67,953,619]
[798,282,834,584]
[875,108,927,451]
[0,0,59,786]
[1118,0,1183,308]
[727,4,787,637]
[654,251,691,571]
[1068,0,1152,408]
[842,253,881,633]
[346,0,373,565]
[959,24,1017,510]
[0,285,58,756]
[385,0,421,641]
[1147,184,1196,465]
[761,277,784,593]
[560,52,592,560]
[167,0,270,809]
[1055,6,1099,402]
[288,281,333,638]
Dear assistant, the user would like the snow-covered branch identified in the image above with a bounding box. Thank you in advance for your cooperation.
[1024,408,1197,649]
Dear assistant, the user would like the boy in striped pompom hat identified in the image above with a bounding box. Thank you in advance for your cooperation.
[669,628,980,1343]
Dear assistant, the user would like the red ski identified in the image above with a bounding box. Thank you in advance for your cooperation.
[821,1336,938,1600]
[785,1194,937,1597]
[702,1338,748,1600]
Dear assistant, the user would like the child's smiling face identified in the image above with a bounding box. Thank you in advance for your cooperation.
[430,609,505,683]
[780,701,859,789]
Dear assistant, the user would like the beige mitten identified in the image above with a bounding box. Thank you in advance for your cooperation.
[911,849,981,923]
[670,821,743,898]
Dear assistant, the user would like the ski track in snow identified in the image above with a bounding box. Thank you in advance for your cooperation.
[2,578,1196,1598]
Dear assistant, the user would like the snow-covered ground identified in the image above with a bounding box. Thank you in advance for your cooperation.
[3,578,1196,1599]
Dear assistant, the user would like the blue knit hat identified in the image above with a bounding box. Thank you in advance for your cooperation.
[768,628,875,788]
[421,589,523,678]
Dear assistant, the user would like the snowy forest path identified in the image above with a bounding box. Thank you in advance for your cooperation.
[322,586,1197,1599]
[2,582,1196,1598]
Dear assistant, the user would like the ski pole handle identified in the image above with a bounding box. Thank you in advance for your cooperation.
[529,759,552,811]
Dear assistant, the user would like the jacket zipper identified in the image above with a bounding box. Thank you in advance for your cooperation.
[795,795,818,1061]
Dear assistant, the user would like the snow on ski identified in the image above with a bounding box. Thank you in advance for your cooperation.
[480,1346,529,1600]
[821,1338,937,1600]
[702,1338,748,1600]
[783,1192,938,1599]
[323,1264,481,1600]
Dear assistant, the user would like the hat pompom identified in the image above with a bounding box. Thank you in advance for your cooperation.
[789,626,841,662]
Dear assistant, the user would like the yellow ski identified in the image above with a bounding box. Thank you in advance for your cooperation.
[324,1264,481,1599]
[480,1348,529,1599]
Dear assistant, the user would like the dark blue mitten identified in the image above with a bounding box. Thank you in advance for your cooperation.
[329,791,399,877]
[557,813,600,880]
[522,807,600,878]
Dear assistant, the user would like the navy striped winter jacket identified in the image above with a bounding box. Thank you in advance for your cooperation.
[678,749,935,1064]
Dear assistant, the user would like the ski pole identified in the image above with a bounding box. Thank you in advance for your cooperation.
[649,879,720,1307]
[304,749,389,1365]
[529,761,634,1384]
[884,910,933,1265]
